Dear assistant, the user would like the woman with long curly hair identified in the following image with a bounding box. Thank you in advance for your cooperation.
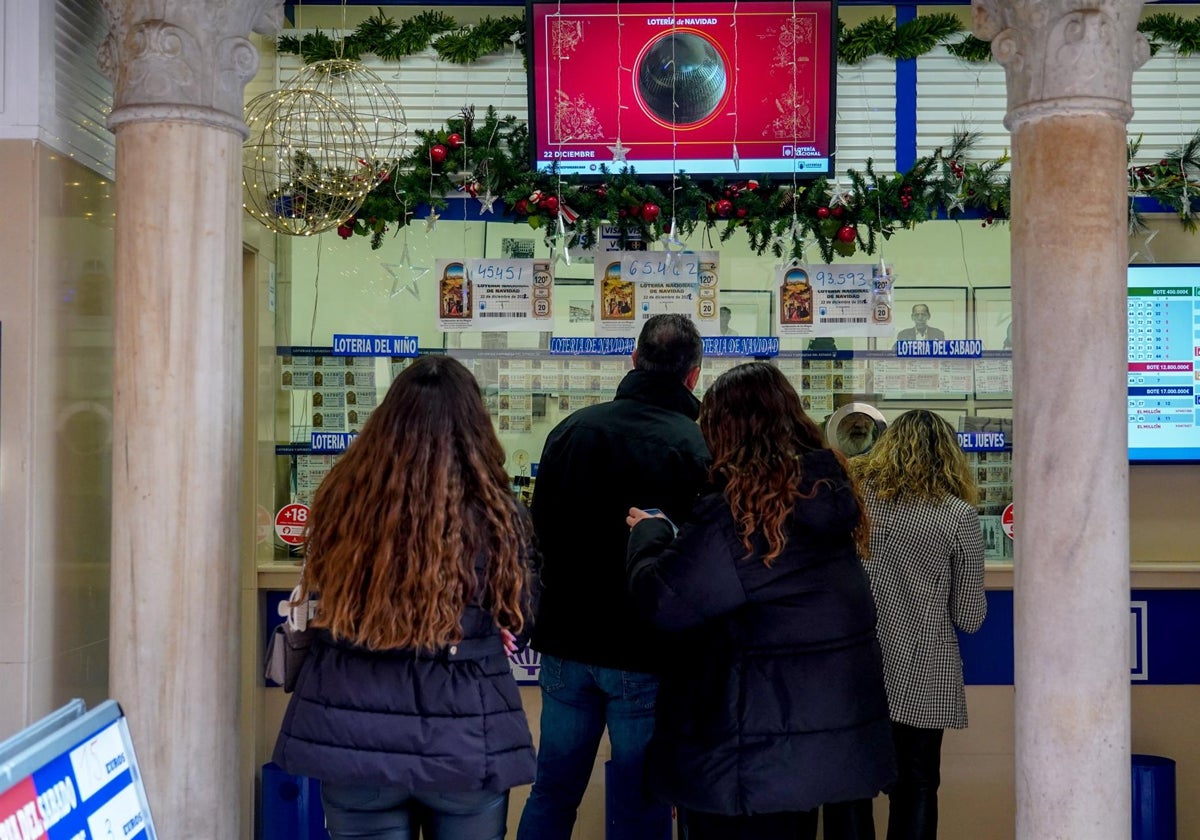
[852,409,986,840]
[625,362,895,840]
[274,355,536,840]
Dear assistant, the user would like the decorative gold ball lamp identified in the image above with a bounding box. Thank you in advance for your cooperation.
[242,88,374,236]
[286,59,409,186]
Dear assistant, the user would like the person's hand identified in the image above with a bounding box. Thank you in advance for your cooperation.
[626,507,665,528]
[500,628,518,655]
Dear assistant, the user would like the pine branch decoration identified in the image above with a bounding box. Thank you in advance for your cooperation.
[892,14,963,60]
[838,17,898,66]
[1140,13,1200,57]
[838,13,963,65]
[946,35,993,63]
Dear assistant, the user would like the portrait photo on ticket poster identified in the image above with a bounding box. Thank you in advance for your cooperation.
[890,286,968,348]
[972,286,1014,351]
[594,254,638,336]
[436,259,473,331]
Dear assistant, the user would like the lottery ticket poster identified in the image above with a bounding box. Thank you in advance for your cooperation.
[437,258,554,332]
[777,263,895,338]
[593,251,714,337]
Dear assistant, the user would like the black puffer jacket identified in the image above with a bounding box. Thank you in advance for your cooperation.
[627,448,896,815]
[273,566,536,792]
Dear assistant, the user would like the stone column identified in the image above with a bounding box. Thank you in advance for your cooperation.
[99,1,282,835]
[972,2,1147,837]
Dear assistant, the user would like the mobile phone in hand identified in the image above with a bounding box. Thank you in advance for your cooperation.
[639,508,678,535]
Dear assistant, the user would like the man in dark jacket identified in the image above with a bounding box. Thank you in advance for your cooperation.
[517,314,710,840]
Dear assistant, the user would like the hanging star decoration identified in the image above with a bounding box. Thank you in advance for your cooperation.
[607,139,630,163]
[478,191,497,214]
[825,170,851,207]
[661,216,687,253]
[732,144,741,173]
[772,213,811,262]
[944,187,967,214]
[553,213,572,267]
[382,242,430,300]
[1129,228,1159,264]
[424,209,440,232]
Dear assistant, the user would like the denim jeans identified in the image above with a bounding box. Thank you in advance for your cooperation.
[516,654,671,840]
[885,723,944,840]
[321,784,509,840]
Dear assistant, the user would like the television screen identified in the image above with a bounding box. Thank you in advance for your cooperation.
[1127,264,1200,463]
[527,0,837,179]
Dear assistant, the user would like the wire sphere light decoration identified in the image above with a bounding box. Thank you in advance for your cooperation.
[286,59,409,186]
[242,88,375,236]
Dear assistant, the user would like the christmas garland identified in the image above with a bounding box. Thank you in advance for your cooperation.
[331,106,1200,263]
[278,10,1200,68]
[277,10,524,66]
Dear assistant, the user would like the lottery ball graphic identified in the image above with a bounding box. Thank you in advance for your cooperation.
[637,32,728,125]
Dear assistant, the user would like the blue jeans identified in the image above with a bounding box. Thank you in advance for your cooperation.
[321,784,508,840]
[516,655,671,840]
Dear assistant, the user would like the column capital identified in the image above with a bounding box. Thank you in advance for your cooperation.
[100,0,285,137]
[972,0,1150,128]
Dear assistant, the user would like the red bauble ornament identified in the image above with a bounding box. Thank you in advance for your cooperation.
[429,144,448,164]
[596,186,608,198]
[541,195,559,213]
[816,206,831,220]
[447,133,463,149]
[515,199,529,214]
[336,223,354,239]
[629,203,642,218]
[716,199,733,217]
[641,202,660,222]
[830,204,845,219]
[836,225,857,243]
[736,207,748,219]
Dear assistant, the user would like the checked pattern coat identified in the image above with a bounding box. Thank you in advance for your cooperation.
[860,483,987,730]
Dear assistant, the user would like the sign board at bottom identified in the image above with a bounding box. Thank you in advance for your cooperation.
[0,699,157,839]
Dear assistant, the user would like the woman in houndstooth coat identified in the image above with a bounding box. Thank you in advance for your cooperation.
[852,409,987,840]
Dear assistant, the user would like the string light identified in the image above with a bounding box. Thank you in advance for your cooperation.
[242,88,372,236]
[730,0,740,172]
[286,59,409,188]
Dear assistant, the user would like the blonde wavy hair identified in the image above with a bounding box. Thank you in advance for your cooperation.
[852,409,978,505]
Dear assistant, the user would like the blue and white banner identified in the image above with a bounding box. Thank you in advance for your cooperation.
[550,337,636,356]
[311,432,357,453]
[331,334,419,357]
[958,431,1008,451]
[702,337,780,357]
[894,339,983,358]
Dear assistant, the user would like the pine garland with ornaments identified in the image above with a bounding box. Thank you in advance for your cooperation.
[278,9,1200,69]
[332,107,1199,261]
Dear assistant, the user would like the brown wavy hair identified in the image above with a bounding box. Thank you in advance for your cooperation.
[700,363,869,564]
[852,409,978,505]
[298,355,531,651]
